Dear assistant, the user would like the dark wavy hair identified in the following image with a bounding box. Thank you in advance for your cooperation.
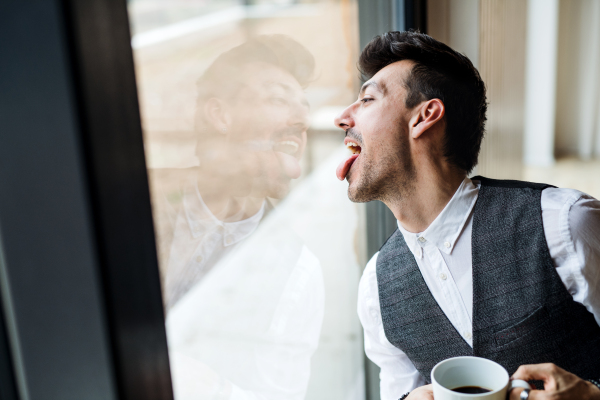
[359,31,487,173]
[197,34,315,101]
[195,35,315,135]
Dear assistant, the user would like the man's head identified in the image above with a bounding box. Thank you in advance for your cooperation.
[335,31,486,203]
[196,35,315,199]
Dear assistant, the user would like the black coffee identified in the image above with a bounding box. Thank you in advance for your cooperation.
[451,386,492,394]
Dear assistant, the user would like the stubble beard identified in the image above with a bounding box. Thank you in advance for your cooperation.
[347,125,416,203]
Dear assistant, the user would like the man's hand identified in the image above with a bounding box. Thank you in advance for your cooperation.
[406,384,434,400]
[509,363,600,400]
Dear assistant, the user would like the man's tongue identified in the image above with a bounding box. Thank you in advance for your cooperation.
[336,154,359,181]
[275,151,301,179]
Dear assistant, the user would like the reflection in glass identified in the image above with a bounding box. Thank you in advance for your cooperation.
[156,36,324,399]
[163,36,315,310]
[129,1,365,399]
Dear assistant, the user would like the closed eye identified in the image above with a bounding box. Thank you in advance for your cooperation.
[361,97,373,104]
[270,97,288,106]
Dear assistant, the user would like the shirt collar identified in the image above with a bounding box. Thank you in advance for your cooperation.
[182,180,265,247]
[397,177,479,258]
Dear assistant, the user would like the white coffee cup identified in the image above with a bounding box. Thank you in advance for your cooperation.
[431,356,532,399]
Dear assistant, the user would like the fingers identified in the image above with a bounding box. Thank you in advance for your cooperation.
[421,383,433,392]
[509,387,548,400]
[508,387,524,400]
[513,363,555,380]
[406,384,434,400]
[511,364,596,400]
[512,363,560,390]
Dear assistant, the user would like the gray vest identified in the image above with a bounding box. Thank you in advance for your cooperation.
[376,177,600,384]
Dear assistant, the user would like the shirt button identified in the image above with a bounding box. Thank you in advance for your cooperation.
[418,237,426,243]
[439,273,447,280]
[464,331,472,339]
[225,236,233,245]
[195,255,203,263]
[444,242,451,248]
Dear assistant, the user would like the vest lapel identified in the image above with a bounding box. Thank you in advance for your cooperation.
[377,177,600,382]
[377,230,472,382]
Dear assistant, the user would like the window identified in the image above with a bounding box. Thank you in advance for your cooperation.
[127,1,368,398]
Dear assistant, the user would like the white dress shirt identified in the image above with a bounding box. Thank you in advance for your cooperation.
[357,178,600,400]
[164,180,325,400]
[164,180,266,309]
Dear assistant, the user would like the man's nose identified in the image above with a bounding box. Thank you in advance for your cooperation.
[289,101,310,131]
[334,105,354,130]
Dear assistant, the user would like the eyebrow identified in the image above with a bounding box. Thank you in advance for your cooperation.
[265,81,292,92]
[264,81,310,109]
[359,80,386,97]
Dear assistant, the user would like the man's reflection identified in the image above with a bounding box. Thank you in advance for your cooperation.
[158,35,324,400]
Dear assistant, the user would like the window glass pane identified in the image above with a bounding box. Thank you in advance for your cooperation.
[127,1,366,399]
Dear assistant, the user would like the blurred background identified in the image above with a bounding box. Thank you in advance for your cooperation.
[125,0,600,399]
[427,0,600,198]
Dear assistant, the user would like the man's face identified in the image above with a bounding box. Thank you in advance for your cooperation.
[204,62,310,200]
[335,60,416,203]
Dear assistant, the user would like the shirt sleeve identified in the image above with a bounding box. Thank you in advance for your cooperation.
[542,189,600,326]
[357,252,426,400]
[565,194,600,325]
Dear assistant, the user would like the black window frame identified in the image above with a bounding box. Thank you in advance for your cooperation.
[1,0,172,399]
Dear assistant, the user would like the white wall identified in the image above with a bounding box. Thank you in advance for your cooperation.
[427,0,479,68]
[523,0,559,167]
[554,0,600,159]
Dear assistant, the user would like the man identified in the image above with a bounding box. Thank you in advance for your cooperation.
[159,35,315,308]
[154,35,324,400]
[335,31,600,400]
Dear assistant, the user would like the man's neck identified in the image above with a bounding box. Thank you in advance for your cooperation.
[200,190,264,222]
[386,169,466,233]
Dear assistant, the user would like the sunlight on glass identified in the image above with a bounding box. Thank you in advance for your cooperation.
[128,1,365,399]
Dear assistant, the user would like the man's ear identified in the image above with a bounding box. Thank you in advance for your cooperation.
[204,97,232,134]
[409,99,445,139]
